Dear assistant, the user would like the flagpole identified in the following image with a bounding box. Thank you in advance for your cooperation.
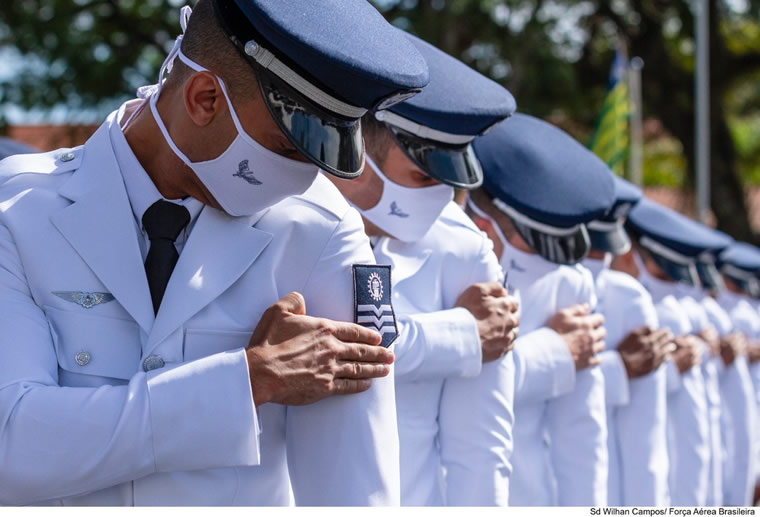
[628,56,644,187]
[695,0,710,223]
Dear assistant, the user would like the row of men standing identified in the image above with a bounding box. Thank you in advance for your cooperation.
[1,0,759,506]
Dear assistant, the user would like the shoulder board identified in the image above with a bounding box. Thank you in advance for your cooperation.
[292,173,350,220]
[0,147,83,186]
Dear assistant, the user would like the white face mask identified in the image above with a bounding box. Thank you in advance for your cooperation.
[145,7,319,217]
[355,155,453,242]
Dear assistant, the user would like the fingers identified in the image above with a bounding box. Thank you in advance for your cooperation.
[586,313,605,329]
[335,361,391,379]
[276,291,307,315]
[338,342,395,364]
[331,378,372,395]
[479,281,508,297]
[332,321,383,347]
[565,303,591,317]
[592,340,606,355]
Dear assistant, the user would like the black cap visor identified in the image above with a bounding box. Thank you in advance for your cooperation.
[722,266,760,298]
[697,261,724,292]
[256,68,364,179]
[588,220,631,256]
[387,126,483,189]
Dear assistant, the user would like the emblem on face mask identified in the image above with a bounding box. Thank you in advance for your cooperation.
[233,159,263,185]
[353,265,398,348]
[389,201,409,218]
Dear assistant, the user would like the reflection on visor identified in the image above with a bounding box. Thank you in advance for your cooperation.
[257,69,364,179]
[587,220,631,256]
[387,126,483,189]
[512,218,591,265]
[696,261,724,292]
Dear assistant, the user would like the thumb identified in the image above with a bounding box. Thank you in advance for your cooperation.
[278,291,307,315]
[482,281,508,297]
[566,303,590,317]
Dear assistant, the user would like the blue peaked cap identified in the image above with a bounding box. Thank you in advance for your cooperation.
[225,0,429,109]
[388,31,516,136]
[626,198,732,257]
[474,113,615,227]
[603,175,642,220]
[718,242,760,273]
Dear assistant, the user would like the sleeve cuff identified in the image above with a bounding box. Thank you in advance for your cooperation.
[147,348,261,472]
[599,350,630,407]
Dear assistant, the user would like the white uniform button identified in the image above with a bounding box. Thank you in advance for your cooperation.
[75,351,91,366]
[143,355,165,372]
[59,151,76,162]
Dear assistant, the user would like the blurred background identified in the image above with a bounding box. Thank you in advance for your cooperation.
[0,1,758,240]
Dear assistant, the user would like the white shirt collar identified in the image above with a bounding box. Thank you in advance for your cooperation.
[109,100,203,235]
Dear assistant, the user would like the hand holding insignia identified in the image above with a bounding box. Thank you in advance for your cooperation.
[246,292,395,406]
[455,282,520,363]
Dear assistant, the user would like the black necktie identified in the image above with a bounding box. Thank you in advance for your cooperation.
[142,200,191,314]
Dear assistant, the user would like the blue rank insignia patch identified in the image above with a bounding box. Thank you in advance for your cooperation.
[353,264,398,348]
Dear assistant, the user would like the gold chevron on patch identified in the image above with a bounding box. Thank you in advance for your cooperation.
[53,291,115,309]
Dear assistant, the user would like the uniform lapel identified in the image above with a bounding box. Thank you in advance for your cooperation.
[50,122,155,333]
[144,207,272,354]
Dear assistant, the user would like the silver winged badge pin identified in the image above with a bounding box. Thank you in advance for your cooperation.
[53,291,115,309]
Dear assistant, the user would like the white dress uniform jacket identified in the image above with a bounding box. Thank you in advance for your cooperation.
[714,290,758,505]
[505,242,607,506]
[639,273,710,506]
[675,285,723,506]
[584,259,669,506]
[373,202,514,506]
[0,109,399,506]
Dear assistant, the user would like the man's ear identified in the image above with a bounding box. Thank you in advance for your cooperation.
[183,71,226,127]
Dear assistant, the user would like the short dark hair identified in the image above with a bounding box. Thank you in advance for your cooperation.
[361,113,395,169]
[165,0,256,101]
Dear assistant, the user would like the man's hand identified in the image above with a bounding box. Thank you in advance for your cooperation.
[699,326,720,357]
[748,343,760,364]
[246,292,394,406]
[455,282,520,363]
[546,304,606,371]
[720,333,747,367]
[672,335,703,374]
[617,326,674,379]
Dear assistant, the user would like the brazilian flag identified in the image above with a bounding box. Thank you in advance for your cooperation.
[590,47,630,175]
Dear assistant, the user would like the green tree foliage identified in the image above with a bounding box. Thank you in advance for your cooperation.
[1,0,759,238]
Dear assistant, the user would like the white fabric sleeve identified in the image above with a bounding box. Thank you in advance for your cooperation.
[286,208,399,505]
[394,308,482,383]
[437,224,513,506]
[0,222,260,506]
[667,366,711,505]
[616,366,671,505]
[599,350,630,408]
[719,357,757,506]
[546,367,609,505]
[513,328,576,404]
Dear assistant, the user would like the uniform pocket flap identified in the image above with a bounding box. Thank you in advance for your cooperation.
[45,305,141,380]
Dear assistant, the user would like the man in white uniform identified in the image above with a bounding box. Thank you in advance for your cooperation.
[713,243,760,505]
[326,32,521,506]
[467,113,613,506]
[0,0,432,505]
[625,198,720,506]
[583,175,673,506]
